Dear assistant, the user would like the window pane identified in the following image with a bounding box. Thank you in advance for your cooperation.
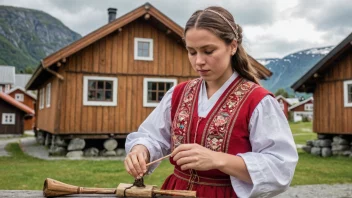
[349,85,352,103]
[138,49,144,57]
[151,92,157,101]
[148,82,153,90]
[158,83,165,91]
[88,80,96,89]
[88,90,96,100]
[142,49,149,57]
[151,82,156,90]
[97,91,104,100]
[106,81,112,90]
[148,92,152,102]
[143,42,149,50]
[105,91,112,100]
[98,81,104,89]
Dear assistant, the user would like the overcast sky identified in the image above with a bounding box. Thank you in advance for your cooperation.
[1,0,351,59]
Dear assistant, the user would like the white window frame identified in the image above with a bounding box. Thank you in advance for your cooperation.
[39,88,45,110]
[2,113,15,125]
[134,38,153,61]
[15,93,24,102]
[344,80,352,107]
[83,76,118,106]
[143,78,177,107]
[304,103,313,111]
[46,83,51,108]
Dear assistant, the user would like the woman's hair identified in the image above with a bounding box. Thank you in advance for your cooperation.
[184,6,260,84]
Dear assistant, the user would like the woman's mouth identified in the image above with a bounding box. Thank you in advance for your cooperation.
[198,70,210,75]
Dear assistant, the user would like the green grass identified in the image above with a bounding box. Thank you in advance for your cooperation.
[0,143,173,190]
[0,121,351,190]
[290,121,317,145]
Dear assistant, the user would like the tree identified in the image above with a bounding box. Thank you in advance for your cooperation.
[275,88,289,98]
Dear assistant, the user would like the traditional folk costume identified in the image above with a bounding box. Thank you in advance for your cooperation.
[126,72,298,198]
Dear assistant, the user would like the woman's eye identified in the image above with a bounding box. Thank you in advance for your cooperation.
[204,50,214,55]
[189,51,196,56]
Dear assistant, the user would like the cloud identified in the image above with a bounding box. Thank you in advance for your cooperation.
[0,0,351,58]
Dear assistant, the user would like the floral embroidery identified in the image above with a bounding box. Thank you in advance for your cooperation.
[171,79,201,150]
[203,80,256,152]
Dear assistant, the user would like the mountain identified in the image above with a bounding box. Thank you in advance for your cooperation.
[258,46,334,95]
[0,6,81,73]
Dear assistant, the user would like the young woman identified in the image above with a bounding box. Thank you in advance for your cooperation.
[124,6,298,198]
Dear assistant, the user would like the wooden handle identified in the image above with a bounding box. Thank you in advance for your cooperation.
[43,178,116,197]
[153,189,197,197]
[146,154,172,167]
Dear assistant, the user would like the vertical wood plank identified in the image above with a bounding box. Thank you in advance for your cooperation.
[76,74,83,133]
[93,42,100,73]
[122,27,129,73]
[111,32,118,74]
[100,38,106,74]
[119,76,126,132]
[69,73,77,132]
[59,71,67,132]
[126,77,132,132]
[106,34,113,74]
[159,32,166,76]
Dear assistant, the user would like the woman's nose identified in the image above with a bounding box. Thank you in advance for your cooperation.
[196,54,206,66]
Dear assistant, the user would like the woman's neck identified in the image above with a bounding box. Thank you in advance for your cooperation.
[205,70,234,98]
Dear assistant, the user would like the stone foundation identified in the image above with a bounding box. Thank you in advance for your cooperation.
[302,134,352,157]
[36,131,126,158]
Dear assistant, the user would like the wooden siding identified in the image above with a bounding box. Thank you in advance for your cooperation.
[42,19,198,135]
[8,90,35,109]
[8,89,35,130]
[0,100,25,134]
[36,77,60,134]
[313,48,352,134]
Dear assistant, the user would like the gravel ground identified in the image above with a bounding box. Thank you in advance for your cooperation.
[1,137,352,198]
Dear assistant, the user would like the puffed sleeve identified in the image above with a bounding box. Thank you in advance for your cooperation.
[230,95,298,198]
[125,87,173,173]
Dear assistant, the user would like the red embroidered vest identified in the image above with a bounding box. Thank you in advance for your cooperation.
[169,77,272,180]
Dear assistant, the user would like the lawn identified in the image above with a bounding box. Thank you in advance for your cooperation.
[0,121,351,190]
[290,121,317,145]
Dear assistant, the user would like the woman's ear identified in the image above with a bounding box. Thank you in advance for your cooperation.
[231,40,238,55]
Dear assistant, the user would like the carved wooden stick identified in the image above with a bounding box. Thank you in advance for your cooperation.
[146,154,172,167]
[43,178,196,197]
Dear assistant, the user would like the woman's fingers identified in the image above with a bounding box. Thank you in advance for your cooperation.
[137,152,147,175]
[124,155,139,178]
[176,156,197,166]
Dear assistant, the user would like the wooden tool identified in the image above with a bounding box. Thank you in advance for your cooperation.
[146,154,172,167]
[43,178,196,197]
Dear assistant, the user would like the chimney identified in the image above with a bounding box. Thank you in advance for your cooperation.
[108,8,117,23]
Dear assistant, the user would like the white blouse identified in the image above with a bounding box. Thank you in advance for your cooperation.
[125,72,298,198]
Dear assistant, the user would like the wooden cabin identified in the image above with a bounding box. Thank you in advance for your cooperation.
[275,95,299,119]
[0,92,34,135]
[292,32,352,134]
[6,87,36,130]
[25,3,272,140]
[288,97,314,122]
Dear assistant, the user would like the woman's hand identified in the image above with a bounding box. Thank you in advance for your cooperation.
[124,145,150,179]
[171,143,220,171]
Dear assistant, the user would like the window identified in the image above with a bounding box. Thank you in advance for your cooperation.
[143,78,177,107]
[344,80,352,107]
[83,76,118,106]
[2,113,15,124]
[39,88,45,109]
[46,83,51,108]
[15,93,24,102]
[134,38,153,61]
[304,103,313,111]
[0,85,3,92]
[279,99,284,111]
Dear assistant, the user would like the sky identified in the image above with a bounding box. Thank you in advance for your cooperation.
[0,0,351,59]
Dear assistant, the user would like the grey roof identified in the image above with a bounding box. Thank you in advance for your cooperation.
[15,74,32,88]
[0,65,15,84]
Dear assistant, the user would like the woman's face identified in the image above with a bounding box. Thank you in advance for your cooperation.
[185,28,237,85]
